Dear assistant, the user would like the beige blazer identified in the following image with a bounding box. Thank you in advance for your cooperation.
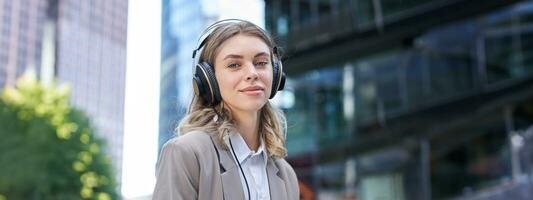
[153,130,299,200]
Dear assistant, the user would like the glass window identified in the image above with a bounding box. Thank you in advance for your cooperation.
[483,3,533,84]
[354,62,377,125]
[381,0,441,20]
[374,55,404,114]
[485,33,521,83]
[270,0,291,37]
[353,51,406,122]
[427,54,473,98]
[284,79,319,155]
[315,161,346,199]
[354,0,375,29]
[356,144,423,200]
[430,113,512,199]
[405,51,429,107]
[298,0,312,25]
[284,67,349,151]
[360,173,405,200]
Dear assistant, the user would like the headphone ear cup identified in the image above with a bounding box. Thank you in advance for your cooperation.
[278,72,286,91]
[193,75,204,98]
[197,62,222,105]
[270,60,283,99]
[193,65,211,105]
[270,61,278,99]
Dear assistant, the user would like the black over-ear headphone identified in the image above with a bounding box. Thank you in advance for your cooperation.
[192,19,286,106]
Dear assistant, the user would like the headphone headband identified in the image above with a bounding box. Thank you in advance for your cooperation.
[195,19,246,51]
[192,19,257,60]
[192,19,254,75]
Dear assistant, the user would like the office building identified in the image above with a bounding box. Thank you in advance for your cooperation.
[266,0,533,199]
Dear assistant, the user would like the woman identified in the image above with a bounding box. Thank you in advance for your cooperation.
[153,19,299,200]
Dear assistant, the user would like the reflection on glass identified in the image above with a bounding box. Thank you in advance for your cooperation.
[381,0,440,20]
[277,1,533,199]
[354,0,375,29]
[360,173,405,200]
[430,117,512,199]
[484,5,533,84]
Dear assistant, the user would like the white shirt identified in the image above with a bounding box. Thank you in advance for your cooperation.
[225,133,271,200]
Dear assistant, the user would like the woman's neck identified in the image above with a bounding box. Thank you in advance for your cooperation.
[231,109,261,151]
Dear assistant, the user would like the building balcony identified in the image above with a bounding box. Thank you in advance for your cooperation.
[266,0,522,74]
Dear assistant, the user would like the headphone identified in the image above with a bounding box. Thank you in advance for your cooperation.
[192,19,286,106]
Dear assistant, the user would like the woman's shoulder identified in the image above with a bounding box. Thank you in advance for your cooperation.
[274,158,299,191]
[274,158,298,178]
[162,130,214,152]
[274,158,295,171]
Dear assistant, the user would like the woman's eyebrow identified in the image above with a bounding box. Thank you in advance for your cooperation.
[223,52,270,60]
[254,52,270,58]
[223,54,243,60]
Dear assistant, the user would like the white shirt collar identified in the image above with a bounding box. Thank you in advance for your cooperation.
[226,132,268,165]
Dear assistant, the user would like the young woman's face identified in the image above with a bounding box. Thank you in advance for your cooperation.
[214,34,273,114]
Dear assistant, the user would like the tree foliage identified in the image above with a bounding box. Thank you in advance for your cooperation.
[0,73,117,200]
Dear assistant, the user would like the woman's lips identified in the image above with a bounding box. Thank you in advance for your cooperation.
[240,86,264,96]
[241,89,264,96]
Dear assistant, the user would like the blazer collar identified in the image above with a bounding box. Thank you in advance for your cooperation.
[211,134,244,199]
[226,132,268,166]
[267,158,288,200]
[210,134,287,200]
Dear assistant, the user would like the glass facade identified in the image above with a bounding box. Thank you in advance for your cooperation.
[54,0,129,184]
[0,0,128,184]
[0,0,47,87]
[266,0,467,52]
[269,1,533,199]
[159,0,206,154]
[158,0,265,153]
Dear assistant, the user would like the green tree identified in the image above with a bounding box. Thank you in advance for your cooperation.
[0,72,117,200]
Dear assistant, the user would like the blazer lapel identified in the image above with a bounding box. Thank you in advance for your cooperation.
[211,135,245,200]
[267,158,287,200]
[220,166,245,200]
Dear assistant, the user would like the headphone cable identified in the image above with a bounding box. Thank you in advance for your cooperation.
[229,138,251,200]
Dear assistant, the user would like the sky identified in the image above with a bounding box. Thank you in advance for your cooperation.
[121,0,161,198]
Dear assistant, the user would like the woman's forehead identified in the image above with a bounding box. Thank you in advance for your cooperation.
[216,34,271,58]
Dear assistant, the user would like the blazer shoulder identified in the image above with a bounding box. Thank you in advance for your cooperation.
[161,130,215,155]
[275,158,298,179]
[275,158,300,197]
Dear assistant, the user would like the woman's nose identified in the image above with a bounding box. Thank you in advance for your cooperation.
[245,64,259,81]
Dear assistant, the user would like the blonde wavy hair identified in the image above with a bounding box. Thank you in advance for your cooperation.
[177,20,288,159]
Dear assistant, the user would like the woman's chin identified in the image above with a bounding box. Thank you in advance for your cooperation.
[237,101,267,113]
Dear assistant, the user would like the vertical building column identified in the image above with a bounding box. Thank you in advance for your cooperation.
[475,34,487,87]
[6,0,20,87]
[40,0,57,87]
[330,0,339,15]
[511,11,524,70]
[310,0,318,23]
[0,0,4,85]
[371,0,384,32]
[290,0,299,29]
[505,105,523,182]
[420,137,432,200]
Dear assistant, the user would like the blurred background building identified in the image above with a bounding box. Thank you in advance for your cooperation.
[159,0,206,155]
[158,0,533,199]
[54,0,128,186]
[5,0,533,199]
[158,0,264,154]
[0,0,47,87]
[0,0,128,187]
[264,0,533,199]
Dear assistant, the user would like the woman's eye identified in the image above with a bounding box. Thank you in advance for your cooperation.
[227,63,239,68]
[255,61,269,66]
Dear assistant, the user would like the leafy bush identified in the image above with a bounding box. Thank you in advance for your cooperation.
[0,73,117,200]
